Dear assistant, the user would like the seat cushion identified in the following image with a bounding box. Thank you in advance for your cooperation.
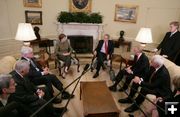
[0,56,16,74]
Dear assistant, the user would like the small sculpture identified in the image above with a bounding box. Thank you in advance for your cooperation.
[118,30,125,43]
[34,26,41,40]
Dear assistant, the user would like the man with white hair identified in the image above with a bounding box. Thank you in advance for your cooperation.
[20,46,73,103]
[10,60,65,117]
[109,46,149,93]
[124,55,172,113]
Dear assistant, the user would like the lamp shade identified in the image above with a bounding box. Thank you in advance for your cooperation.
[135,28,153,44]
[15,23,36,41]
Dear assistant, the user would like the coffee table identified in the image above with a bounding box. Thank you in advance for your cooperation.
[80,81,120,117]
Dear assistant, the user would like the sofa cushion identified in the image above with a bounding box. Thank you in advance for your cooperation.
[0,56,16,74]
[163,57,180,89]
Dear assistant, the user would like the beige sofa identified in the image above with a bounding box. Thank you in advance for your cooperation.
[0,56,16,74]
[141,57,180,115]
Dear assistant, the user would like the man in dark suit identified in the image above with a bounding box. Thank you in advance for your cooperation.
[154,21,180,64]
[10,60,65,117]
[0,74,19,117]
[109,46,149,97]
[20,46,73,103]
[93,34,114,78]
[124,55,172,113]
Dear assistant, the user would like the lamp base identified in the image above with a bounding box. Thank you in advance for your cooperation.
[23,41,30,46]
[140,43,146,47]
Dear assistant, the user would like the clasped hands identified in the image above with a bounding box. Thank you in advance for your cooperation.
[42,67,50,75]
[132,76,141,84]
[63,52,71,56]
[36,89,45,98]
[125,67,133,74]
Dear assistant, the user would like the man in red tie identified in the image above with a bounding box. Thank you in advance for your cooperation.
[93,34,114,78]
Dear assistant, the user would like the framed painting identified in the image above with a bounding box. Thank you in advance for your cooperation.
[25,11,42,25]
[114,4,138,23]
[23,0,42,8]
[69,0,92,13]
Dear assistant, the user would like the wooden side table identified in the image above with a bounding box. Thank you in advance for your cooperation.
[119,52,134,70]
[34,49,49,68]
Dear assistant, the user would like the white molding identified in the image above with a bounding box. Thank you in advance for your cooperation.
[56,23,105,50]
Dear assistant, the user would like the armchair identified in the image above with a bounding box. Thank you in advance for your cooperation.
[55,49,80,79]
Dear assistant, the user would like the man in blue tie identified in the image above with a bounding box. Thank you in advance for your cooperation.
[93,34,114,78]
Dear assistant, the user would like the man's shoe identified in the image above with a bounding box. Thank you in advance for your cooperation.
[102,65,106,70]
[54,107,67,114]
[52,97,62,104]
[93,72,99,78]
[118,97,132,104]
[118,88,125,92]
[124,103,139,113]
[62,91,74,100]
[109,85,117,92]
[129,114,134,117]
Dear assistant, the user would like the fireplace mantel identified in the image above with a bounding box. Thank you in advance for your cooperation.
[56,23,104,50]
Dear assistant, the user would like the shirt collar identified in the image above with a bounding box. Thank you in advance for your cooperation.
[171,30,178,35]
[15,70,24,78]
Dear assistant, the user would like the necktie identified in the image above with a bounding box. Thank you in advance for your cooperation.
[30,59,40,71]
[105,41,108,54]
[149,71,156,83]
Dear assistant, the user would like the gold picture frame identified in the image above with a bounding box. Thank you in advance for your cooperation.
[69,0,92,13]
[114,4,138,23]
[23,0,42,8]
[25,11,42,25]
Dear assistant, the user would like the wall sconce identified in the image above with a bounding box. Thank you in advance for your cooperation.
[135,28,153,46]
[15,23,36,46]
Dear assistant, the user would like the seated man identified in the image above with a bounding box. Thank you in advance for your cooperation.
[93,34,114,78]
[109,46,149,96]
[20,46,73,103]
[125,55,172,113]
[139,77,180,117]
[55,33,72,76]
[0,74,19,117]
[10,60,65,117]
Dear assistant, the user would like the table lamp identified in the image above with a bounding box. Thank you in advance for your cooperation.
[135,28,153,47]
[15,23,36,46]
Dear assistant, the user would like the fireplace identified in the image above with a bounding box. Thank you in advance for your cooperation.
[56,23,104,50]
[68,35,93,53]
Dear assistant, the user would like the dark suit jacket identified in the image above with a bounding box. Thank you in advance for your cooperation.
[130,53,150,79]
[157,31,180,61]
[21,57,43,78]
[0,101,19,117]
[9,70,39,105]
[141,65,172,98]
[95,40,114,56]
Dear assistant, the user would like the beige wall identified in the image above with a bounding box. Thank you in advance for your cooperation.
[0,0,180,57]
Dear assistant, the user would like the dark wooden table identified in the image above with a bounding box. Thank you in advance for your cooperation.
[80,81,120,117]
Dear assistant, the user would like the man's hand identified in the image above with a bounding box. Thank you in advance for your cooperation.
[37,89,45,98]
[43,67,49,75]
[93,51,97,56]
[153,48,158,52]
[156,97,163,103]
[107,54,110,60]
[162,55,168,58]
[63,52,70,56]
[133,76,141,84]
[125,67,133,74]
